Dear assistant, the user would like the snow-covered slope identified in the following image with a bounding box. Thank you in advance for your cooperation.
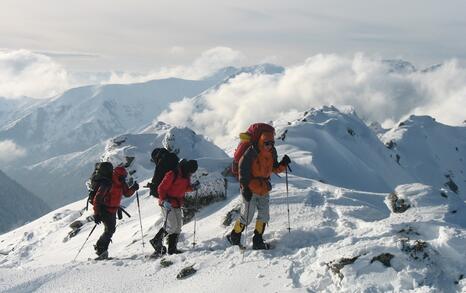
[0,96,45,126]
[0,78,217,166]
[1,105,466,292]
[0,170,49,234]
[271,106,415,192]
[382,115,466,195]
[10,123,229,209]
[1,173,465,292]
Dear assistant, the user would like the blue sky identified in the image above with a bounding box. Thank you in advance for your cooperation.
[1,0,465,72]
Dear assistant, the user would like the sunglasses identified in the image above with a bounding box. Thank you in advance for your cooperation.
[264,141,275,146]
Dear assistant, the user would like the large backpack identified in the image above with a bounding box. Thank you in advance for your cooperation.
[150,148,180,197]
[86,161,113,209]
[231,123,275,177]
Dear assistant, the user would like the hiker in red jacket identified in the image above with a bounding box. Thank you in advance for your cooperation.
[150,159,199,255]
[93,166,139,258]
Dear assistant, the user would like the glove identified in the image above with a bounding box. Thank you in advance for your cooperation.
[242,187,252,202]
[94,214,102,225]
[280,154,291,166]
[191,180,200,191]
[130,181,139,191]
[163,200,172,211]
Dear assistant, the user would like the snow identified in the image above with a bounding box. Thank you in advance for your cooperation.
[1,76,466,292]
[1,174,465,292]
[1,105,466,292]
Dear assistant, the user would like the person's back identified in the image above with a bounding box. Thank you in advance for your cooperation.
[150,148,179,197]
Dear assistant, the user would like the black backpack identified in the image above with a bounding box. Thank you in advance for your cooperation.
[150,148,179,197]
[86,162,113,209]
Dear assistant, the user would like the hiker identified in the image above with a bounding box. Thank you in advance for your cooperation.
[93,166,139,258]
[147,148,179,197]
[149,159,200,256]
[228,127,291,250]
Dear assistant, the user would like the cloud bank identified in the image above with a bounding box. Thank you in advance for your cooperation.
[0,140,26,163]
[158,53,466,146]
[0,49,70,99]
[107,47,245,84]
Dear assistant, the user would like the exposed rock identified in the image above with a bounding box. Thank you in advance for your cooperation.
[388,192,410,213]
[278,129,288,141]
[385,140,396,150]
[444,175,459,194]
[327,255,360,280]
[370,253,394,267]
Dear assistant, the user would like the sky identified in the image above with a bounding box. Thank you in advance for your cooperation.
[0,0,465,128]
[1,0,466,72]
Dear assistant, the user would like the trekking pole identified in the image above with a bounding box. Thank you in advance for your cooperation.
[241,201,251,262]
[136,191,145,251]
[192,189,199,248]
[73,224,97,262]
[285,168,291,233]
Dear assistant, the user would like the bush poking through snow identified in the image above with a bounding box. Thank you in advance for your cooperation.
[401,239,430,261]
[327,255,360,280]
[388,192,410,213]
[398,226,420,237]
[370,253,394,267]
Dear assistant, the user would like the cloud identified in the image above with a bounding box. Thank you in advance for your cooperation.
[0,140,26,163]
[157,53,466,146]
[0,49,71,98]
[170,46,186,55]
[107,47,246,83]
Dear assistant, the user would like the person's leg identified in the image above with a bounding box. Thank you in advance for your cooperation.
[95,208,116,255]
[168,208,183,254]
[150,207,171,254]
[253,194,270,250]
[229,195,258,245]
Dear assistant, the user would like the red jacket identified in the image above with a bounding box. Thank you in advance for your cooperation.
[157,169,193,208]
[93,166,136,214]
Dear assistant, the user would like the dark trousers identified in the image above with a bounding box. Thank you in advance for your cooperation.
[95,208,116,253]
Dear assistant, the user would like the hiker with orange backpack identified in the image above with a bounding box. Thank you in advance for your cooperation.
[228,123,291,250]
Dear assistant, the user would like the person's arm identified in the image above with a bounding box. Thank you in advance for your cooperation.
[157,171,175,204]
[273,149,290,173]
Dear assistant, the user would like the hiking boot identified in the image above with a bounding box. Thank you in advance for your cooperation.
[252,231,270,250]
[95,250,108,260]
[150,228,168,253]
[167,234,183,255]
[94,244,107,256]
[227,230,242,246]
